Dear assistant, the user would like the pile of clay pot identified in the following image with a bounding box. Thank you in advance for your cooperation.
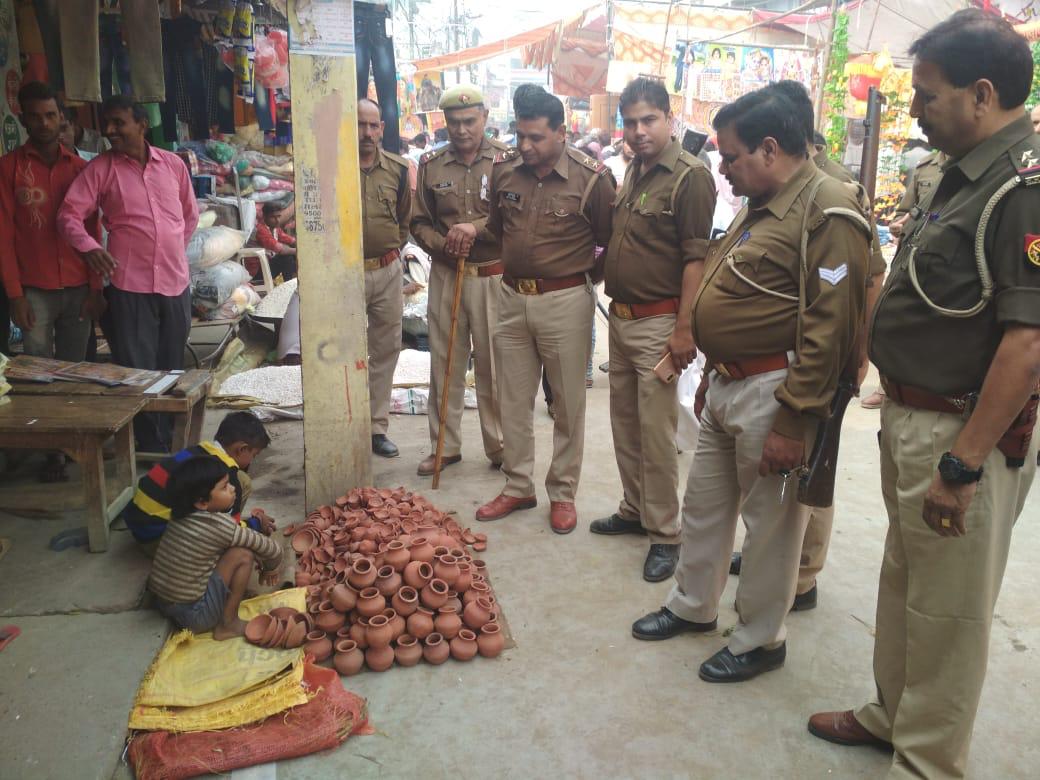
[286,486,505,675]
[244,606,309,649]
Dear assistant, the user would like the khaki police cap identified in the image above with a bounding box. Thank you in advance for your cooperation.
[440,84,484,110]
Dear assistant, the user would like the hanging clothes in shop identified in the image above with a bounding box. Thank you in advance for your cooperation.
[99,3,132,99]
[160,15,208,141]
[354,1,400,153]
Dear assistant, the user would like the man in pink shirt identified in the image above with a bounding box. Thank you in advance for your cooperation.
[58,95,199,452]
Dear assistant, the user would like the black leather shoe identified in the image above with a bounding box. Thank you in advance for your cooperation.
[698,643,786,683]
[643,544,679,582]
[589,513,647,536]
[729,552,742,576]
[371,434,399,458]
[631,607,717,640]
[791,585,818,612]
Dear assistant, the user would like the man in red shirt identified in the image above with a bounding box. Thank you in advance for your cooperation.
[58,94,199,452]
[0,82,104,362]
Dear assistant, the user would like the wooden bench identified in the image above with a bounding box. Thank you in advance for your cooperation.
[0,395,144,552]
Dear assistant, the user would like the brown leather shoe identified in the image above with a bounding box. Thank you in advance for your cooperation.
[808,710,891,748]
[549,501,577,534]
[475,494,536,521]
[417,454,461,476]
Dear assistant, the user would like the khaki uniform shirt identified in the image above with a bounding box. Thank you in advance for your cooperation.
[814,148,886,278]
[410,136,509,264]
[361,148,411,259]
[604,139,716,303]
[488,146,616,279]
[895,150,945,215]
[871,115,1040,395]
[693,160,871,439]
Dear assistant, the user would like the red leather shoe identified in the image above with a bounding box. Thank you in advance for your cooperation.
[549,501,577,534]
[808,710,891,748]
[475,494,536,521]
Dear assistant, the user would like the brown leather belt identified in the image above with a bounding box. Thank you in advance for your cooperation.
[610,298,680,320]
[712,352,789,380]
[364,248,401,272]
[436,258,504,277]
[881,377,977,415]
[502,272,587,295]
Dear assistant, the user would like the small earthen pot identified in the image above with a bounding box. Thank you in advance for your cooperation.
[477,622,505,658]
[434,606,462,640]
[444,591,463,614]
[364,614,394,647]
[347,558,377,590]
[303,630,333,662]
[333,639,365,676]
[355,587,387,618]
[383,608,406,641]
[245,614,274,646]
[384,539,411,571]
[463,580,492,606]
[433,554,460,587]
[403,560,434,590]
[391,585,419,617]
[365,643,395,672]
[406,606,435,640]
[454,562,473,594]
[420,578,450,610]
[330,583,358,613]
[349,618,370,650]
[408,537,436,564]
[375,565,403,598]
[422,632,450,665]
[463,596,494,630]
[315,601,346,634]
[449,629,478,661]
[394,634,423,667]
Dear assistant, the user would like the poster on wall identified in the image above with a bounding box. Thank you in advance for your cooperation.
[0,0,23,153]
[673,41,811,108]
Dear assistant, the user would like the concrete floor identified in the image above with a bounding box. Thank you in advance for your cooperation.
[1,332,1039,779]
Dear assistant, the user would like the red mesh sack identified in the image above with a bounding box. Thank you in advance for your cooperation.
[128,663,371,780]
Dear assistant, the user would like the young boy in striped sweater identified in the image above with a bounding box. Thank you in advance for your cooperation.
[149,455,283,640]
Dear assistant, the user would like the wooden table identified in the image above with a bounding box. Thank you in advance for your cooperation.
[10,370,213,461]
[0,395,145,552]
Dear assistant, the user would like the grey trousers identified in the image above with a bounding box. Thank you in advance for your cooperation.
[21,286,92,362]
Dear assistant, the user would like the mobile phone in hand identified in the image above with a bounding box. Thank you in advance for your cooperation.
[654,353,678,384]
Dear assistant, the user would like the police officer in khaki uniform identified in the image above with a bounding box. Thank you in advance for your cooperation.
[632,86,870,683]
[590,77,716,581]
[889,149,945,239]
[811,12,1040,777]
[475,84,615,534]
[410,85,509,476]
[358,97,411,458]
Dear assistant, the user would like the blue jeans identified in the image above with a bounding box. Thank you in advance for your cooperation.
[354,3,400,153]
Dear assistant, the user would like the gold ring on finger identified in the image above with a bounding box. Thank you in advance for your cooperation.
[940,517,952,528]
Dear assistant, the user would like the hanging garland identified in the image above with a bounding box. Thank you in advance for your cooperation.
[1029,41,1040,108]
[823,10,850,161]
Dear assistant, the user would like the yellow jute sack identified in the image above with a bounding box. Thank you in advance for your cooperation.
[129,589,311,732]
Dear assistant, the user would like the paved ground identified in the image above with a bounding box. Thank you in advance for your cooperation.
[1,334,1038,778]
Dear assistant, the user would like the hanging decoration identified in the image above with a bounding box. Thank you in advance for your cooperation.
[822,9,850,161]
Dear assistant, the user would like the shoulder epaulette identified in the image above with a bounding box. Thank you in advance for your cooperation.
[419,149,438,165]
[383,150,410,169]
[493,149,520,164]
[567,146,607,174]
[1017,163,1040,185]
[488,138,510,152]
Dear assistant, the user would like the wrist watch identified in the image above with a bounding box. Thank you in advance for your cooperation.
[938,452,984,484]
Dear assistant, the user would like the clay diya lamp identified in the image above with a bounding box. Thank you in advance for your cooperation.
[355,587,386,618]
[303,630,333,662]
[383,540,411,572]
[294,571,313,587]
[420,578,450,610]
[434,606,462,640]
[291,528,320,554]
[259,615,281,647]
[449,629,478,661]
[463,596,494,631]
[433,554,460,587]
[315,600,346,634]
[333,639,365,676]
[391,585,419,617]
[408,537,436,564]
[472,541,487,552]
[245,614,273,646]
[422,632,450,665]
[454,562,473,593]
[365,643,395,672]
[364,614,394,648]
[477,622,505,658]
[284,615,309,649]
[406,606,435,640]
[330,583,358,613]
[349,618,369,650]
[394,634,423,667]
[375,565,403,598]
[347,558,377,590]
[462,530,477,546]
[382,608,406,641]
[269,618,292,648]
[269,607,298,622]
[403,560,434,590]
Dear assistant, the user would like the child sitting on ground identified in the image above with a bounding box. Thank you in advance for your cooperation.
[149,455,282,640]
[124,412,276,555]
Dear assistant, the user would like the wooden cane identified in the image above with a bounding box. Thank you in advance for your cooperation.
[432,251,468,489]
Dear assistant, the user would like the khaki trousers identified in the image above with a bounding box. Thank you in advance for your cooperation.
[666,368,809,655]
[608,313,680,544]
[798,503,834,595]
[855,400,1037,779]
[365,262,403,435]
[426,261,504,461]
[494,281,594,502]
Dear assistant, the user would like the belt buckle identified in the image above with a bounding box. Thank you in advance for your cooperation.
[714,363,732,379]
[517,278,539,295]
[614,303,634,320]
[950,391,979,420]
[463,264,479,277]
